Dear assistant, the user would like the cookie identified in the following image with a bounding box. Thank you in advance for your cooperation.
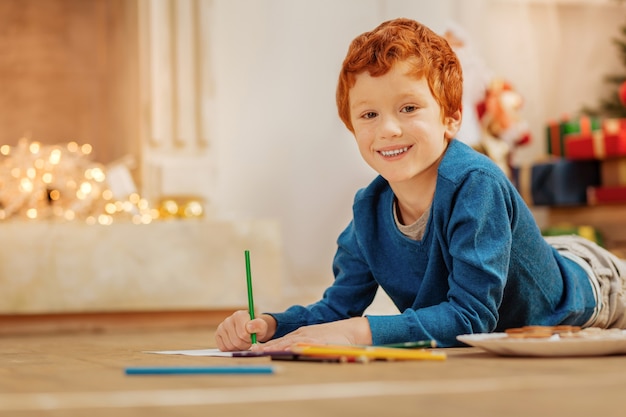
[504,325,580,339]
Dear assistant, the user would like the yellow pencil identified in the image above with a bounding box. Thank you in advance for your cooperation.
[290,343,446,361]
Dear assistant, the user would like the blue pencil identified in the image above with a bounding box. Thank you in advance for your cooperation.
[125,365,275,375]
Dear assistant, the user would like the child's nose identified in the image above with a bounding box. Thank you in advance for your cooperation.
[379,115,402,139]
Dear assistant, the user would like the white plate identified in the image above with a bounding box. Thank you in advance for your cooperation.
[457,331,626,357]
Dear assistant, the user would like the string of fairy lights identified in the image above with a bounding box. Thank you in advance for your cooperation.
[0,138,203,225]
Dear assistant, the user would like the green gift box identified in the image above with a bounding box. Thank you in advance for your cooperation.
[546,117,601,157]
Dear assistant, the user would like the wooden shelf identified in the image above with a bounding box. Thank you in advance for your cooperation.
[542,205,626,255]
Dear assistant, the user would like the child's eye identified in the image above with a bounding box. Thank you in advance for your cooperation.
[401,105,417,113]
[362,111,378,119]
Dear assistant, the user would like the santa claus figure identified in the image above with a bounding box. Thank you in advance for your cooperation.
[477,79,532,177]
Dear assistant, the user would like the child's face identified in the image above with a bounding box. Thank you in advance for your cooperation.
[349,61,461,186]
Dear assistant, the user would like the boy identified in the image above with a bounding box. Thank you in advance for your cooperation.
[215,18,626,350]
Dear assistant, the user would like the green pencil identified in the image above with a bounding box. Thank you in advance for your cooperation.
[244,250,257,344]
[381,340,437,349]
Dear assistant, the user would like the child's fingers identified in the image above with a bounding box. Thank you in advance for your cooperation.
[246,317,269,339]
[216,310,254,351]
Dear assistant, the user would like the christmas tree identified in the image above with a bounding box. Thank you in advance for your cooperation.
[583,2,626,117]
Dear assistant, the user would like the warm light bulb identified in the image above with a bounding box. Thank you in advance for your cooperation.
[161,200,178,216]
[138,198,149,210]
[105,203,117,214]
[29,142,41,154]
[98,214,113,225]
[81,144,92,155]
[67,142,79,152]
[19,178,33,193]
[91,167,106,182]
[184,201,204,217]
[49,189,60,201]
[80,182,92,194]
[49,149,62,165]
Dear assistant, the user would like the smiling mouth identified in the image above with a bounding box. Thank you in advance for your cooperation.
[379,146,410,157]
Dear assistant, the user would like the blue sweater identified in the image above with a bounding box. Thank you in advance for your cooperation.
[270,139,596,347]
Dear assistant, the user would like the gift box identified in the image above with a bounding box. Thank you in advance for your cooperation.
[602,118,626,142]
[546,117,601,157]
[587,185,626,205]
[546,121,564,157]
[600,157,626,187]
[565,130,626,160]
[512,159,600,206]
[561,116,601,135]
[564,118,626,160]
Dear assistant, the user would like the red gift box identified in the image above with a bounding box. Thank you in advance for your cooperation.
[565,131,605,160]
[565,130,626,160]
[587,185,626,205]
[603,118,626,142]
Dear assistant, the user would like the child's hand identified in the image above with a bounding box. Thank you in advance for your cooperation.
[215,310,276,351]
[254,317,372,352]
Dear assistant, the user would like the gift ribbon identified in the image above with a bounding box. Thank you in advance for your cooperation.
[604,118,620,137]
[580,116,591,136]
[592,130,605,159]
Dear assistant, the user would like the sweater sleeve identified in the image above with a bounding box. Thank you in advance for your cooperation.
[268,220,379,338]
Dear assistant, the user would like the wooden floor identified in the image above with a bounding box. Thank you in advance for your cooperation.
[3,327,626,417]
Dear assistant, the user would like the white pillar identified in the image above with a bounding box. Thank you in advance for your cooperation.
[138,0,215,209]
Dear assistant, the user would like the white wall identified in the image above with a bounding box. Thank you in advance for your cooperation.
[206,0,626,304]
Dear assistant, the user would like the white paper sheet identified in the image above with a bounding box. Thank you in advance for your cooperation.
[145,348,245,357]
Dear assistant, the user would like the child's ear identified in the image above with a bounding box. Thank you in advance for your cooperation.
[444,109,462,139]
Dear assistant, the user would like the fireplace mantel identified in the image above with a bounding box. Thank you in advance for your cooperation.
[0,219,283,314]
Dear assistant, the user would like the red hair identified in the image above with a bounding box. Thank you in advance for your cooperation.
[336,18,463,133]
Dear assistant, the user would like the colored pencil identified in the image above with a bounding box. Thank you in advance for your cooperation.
[291,343,446,361]
[245,250,257,344]
[380,340,437,349]
[125,365,275,375]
